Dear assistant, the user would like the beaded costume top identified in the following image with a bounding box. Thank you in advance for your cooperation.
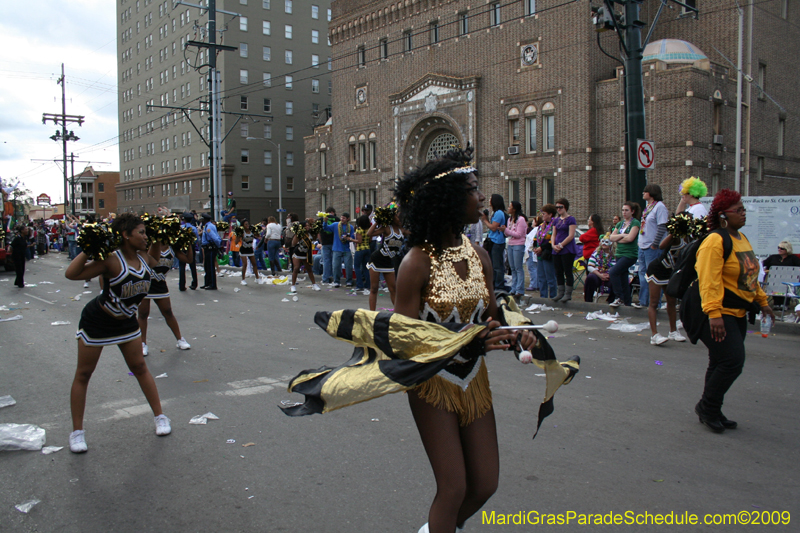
[419,239,488,326]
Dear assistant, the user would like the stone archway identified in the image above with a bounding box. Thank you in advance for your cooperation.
[401,114,464,171]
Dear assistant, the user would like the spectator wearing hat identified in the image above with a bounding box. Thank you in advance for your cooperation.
[200,213,221,290]
[179,212,199,291]
[222,191,236,222]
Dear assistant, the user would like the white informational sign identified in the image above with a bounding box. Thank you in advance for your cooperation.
[700,196,800,257]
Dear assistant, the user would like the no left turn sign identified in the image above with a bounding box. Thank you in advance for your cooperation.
[637,140,655,170]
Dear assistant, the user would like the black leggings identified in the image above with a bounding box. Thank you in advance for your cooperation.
[698,314,747,415]
[552,253,575,287]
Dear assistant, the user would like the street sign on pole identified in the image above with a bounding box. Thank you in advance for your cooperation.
[636,139,655,170]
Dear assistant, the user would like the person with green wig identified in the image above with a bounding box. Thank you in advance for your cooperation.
[676,176,709,219]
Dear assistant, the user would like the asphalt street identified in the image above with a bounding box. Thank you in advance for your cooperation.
[1,252,798,532]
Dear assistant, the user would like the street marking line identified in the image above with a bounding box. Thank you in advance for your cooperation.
[25,293,55,305]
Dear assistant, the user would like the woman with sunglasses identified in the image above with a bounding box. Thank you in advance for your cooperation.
[694,190,774,433]
[551,199,579,302]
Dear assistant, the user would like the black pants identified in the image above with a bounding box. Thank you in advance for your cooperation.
[13,256,25,287]
[553,253,575,287]
[698,314,747,416]
[179,259,197,290]
[203,246,218,289]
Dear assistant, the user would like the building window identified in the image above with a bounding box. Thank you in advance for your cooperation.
[98,182,105,192]
[311,79,319,93]
[328,8,331,21]
[526,179,537,217]
[757,62,766,101]
[285,24,292,39]
[320,150,326,175]
[380,38,388,59]
[240,69,249,84]
[241,175,249,190]
[359,142,367,171]
[264,150,272,164]
[312,5,319,19]
[241,149,250,163]
[312,29,319,44]
[320,193,327,211]
[426,133,459,160]
[711,174,720,194]
[286,101,293,115]
[264,124,272,138]
[240,17,248,31]
[285,0,292,14]
[358,46,366,67]
[681,0,696,16]
[286,151,294,166]
[263,72,272,86]
[240,43,248,58]
[285,75,293,89]
[543,177,555,205]
[263,0,271,8]
[286,176,294,192]
[526,0,536,16]
[262,20,271,35]
[459,12,469,35]
[285,50,293,64]
[241,123,249,137]
[263,46,271,61]
[286,126,294,140]
[264,177,273,191]
[263,98,271,112]
[430,22,439,44]
[491,3,501,26]
[369,140,377,170]
[526,116,537,152]
[778,118,785,156]
[403,30,412,52]
[99,199,105,209]
[508,107,520,145]
[542,102,555,151]
[241,96,249,110]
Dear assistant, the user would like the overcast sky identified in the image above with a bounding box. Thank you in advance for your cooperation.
[0,0,120,204]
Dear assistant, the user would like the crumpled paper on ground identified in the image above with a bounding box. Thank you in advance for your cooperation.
[585,311,620,321]
[0,315,23,322]
[525,303,556,312]
[0,423,46,451]
[607,319,653,333]
[0,396,16,408]
[189,412,220,425]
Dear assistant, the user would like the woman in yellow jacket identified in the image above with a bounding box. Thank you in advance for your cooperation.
[695,189,774,433]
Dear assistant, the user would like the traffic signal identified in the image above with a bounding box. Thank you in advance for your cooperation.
[592,5,616,32]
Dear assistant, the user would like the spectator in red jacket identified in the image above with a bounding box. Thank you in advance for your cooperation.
[579,214,603,261]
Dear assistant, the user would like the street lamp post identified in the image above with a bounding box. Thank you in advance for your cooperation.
[246,137,282,220]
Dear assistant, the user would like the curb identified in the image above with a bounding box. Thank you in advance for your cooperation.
[514,293,800,336]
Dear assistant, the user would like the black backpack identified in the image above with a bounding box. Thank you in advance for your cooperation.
[665,229,732,299]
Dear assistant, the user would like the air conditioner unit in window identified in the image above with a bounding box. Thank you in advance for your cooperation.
[713,135,724,145]
[347,163,356,172]
[507,146,520,155]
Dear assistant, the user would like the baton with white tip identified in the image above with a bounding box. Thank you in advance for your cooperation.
[496,320,558,334]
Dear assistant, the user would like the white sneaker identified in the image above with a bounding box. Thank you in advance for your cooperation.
[668,330,686,342]
[333,283,341,288]
[650,333,669,345]
[155,414,172,436]
[312,284,321,291]
[83,281,90,288]
[632,302,645,309]
[176,337,191,350]
[363,289,370,296]
[142,343,149,356]
[69,430,88,453]
[241,280,247,286]
[289,285,297,293]
[609,299,622,308]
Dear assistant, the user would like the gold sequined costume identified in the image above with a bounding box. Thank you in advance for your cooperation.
[415,239,492,426]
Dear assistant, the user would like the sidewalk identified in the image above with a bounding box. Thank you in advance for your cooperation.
[515,291,800,336]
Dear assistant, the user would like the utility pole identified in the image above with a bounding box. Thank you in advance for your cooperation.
[593,0,698,204]
[179,0,239,221]
[42,64,84,212]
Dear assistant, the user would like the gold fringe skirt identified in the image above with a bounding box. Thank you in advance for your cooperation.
[414,358,492,427]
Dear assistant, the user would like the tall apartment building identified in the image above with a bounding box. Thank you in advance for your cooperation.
[304,0,798,222]
[116,0,332,222]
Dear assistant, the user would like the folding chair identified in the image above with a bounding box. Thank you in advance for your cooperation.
[762,266,800,320]
[572,258,587,289]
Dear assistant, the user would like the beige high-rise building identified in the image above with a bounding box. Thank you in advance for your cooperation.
[116,0,332,222]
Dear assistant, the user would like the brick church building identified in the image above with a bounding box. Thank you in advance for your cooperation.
[305,0,798,221]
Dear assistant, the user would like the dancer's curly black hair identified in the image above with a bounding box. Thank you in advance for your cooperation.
[394,146,476,252]
[111,213,143,237]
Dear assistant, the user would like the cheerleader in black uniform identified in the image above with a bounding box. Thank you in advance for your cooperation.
[290,219,322,294]
[138,239,193,355]
[235,219,260,285]
[65,213,171,453]
[366,208,403,311]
